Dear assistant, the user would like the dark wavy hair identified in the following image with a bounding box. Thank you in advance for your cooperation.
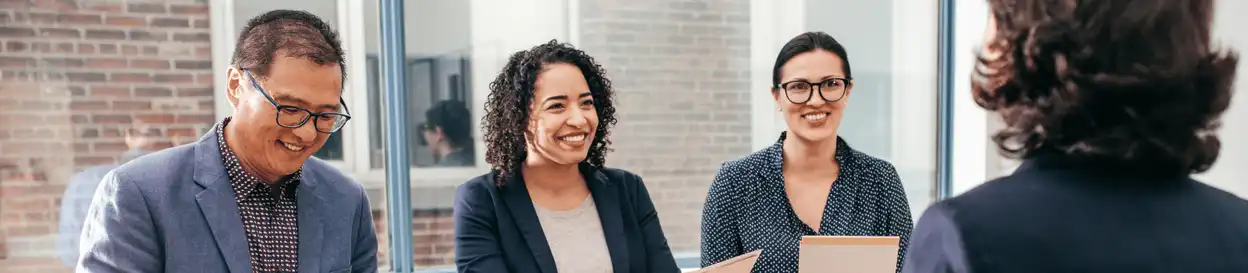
[772,31,852,87]
[232,9,345,83]
[974,0,1238,175]
[483,40,618,186]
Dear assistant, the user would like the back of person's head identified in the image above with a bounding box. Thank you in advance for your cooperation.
[426,100,473,149]
[232,9,345,82]
[974,0,1238,175]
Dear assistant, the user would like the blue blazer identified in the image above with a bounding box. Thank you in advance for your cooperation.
[76,128,378,273]
[453,167,681,273]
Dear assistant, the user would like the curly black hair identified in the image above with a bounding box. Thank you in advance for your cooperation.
[483,40,618,186]
[974,0,1238,175]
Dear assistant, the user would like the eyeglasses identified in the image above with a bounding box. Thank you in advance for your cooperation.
[244,71,352,133]
[775,78,852,104]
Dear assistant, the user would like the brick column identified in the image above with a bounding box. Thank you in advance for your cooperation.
[0,0,215,272]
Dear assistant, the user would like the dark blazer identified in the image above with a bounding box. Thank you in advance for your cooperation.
[903,154,1248,273]
[453,167,681,273]
[76,127,378,273]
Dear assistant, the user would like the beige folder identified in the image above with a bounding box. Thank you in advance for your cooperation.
[686,250,762,273]
[798,236,900,273]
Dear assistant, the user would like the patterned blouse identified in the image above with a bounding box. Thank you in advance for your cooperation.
[700,132,913,273]
[216,119,303,273]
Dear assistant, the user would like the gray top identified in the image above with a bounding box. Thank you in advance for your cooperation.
[534,196,614,273]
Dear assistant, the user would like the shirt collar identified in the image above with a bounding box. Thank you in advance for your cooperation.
[764,131,858,182]
[215,118,302,199]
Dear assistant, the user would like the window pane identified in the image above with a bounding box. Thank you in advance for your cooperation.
[805,0,939,219]
[365,0,477,169]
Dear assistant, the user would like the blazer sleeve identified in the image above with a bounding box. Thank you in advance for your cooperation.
[352,189,380,273]
[76,170,162,273]
[700,165,744,267]
[627,173,682,273]
[901,202,970,273]
[453,180,511,273]
[882,165,915,273]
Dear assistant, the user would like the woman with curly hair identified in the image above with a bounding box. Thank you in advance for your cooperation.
[903,0,1243,272]
[452,40,681,273]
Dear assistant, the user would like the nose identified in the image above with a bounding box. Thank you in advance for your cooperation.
[806,90,828,107]
[292,120,318,142]
[566,107,589,128]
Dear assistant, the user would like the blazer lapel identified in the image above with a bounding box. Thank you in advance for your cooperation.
[501,174,558,273]
[191,130,252,273]
[586,170,630,273]
[297,174,326,273]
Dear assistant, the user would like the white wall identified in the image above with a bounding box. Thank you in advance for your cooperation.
[363,0,472,56]
[1196,0,1248,196]
[950,0,991,195]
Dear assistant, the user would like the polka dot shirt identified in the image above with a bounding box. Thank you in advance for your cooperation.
[700,132,913,273]
[216,119,303,273]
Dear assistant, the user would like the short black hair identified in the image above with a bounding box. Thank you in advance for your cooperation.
[483,40,618,187]
[232,10,346,83]
[425,100,473,149]
[772,31,852,88]
[975,0,1238,175]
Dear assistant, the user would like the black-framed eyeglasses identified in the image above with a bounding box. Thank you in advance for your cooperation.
[775,77,852,104]
[244,71,352,134]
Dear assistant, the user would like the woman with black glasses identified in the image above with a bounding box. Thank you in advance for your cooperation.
[700,31,913,273]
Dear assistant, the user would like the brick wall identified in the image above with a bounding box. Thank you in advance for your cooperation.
[0,0,215,272]
[577,0,754,252]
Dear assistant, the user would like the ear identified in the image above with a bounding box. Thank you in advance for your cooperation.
[225,67,244,109]
[844,80,854,98]
[771,87,784,112]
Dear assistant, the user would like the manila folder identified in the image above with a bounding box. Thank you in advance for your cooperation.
[798,236,899,273]
[687,250,762,273]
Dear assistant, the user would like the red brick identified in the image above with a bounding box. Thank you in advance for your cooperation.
[6,41,29,52]
[0,0,29,9]
[143,45,159,55]
[198,100,214,110]
[85,29,126,40]
[173,32,210,42]
[127,3,166,14]
[135,87,172,97]
[176,87,213,97]
[113,100,151,110]
[26,12,57,24]
[151,17,189,28]
[94,141,128,153]
[98,43,118,54]
[129,30,167,41]
[69,100,107,110]
[136,114,174,124]
[78,128,99,138]
[41,57,84,68]
[32,0,75,10]
[74,156,113,166]
[154,73,194,83]
[193,18,210,29]
[121,44,139,55]
[170,4,208,15]
[168,127,196,137]
[58,13,102,25]
[0,56,34,68]
[92,114,131,124]
[54,42,74,53]
[79,43,96,54]
[195,46,212,57]
[86,58,126,69]
[175,60,212,70]
[0,27,36,37]
[131,59,170,69]
[38,27,80,38]
[112,72,151,83]
[196,73,213,84]
[67,72,106,82]
[90,86,131,97]
[105,15,146,27]
[175,114,214,124]
[89,3,123,12]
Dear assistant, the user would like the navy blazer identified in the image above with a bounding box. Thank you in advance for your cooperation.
[902,154,1248,273]
[76,127,378,273]
[453,167,681,273]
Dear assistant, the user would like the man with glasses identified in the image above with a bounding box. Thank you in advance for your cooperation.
[76,10,377,273]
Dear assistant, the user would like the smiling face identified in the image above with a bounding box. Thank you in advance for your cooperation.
[774,49,852,143]
[226,53,343,178]
[525,62,599,166]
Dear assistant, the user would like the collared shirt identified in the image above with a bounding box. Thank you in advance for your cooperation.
[701,132,914,273]
[216,118,302,273]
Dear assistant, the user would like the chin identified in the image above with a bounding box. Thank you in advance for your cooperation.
[789,129,836,142]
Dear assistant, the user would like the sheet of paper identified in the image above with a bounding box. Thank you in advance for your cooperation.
[798,236,900,273]
[686,250,762,273]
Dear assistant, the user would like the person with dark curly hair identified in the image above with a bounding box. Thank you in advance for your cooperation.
[452,40,681,273]
[418,100,475,167]
[903,0,1244,272]
[699,31,914,273]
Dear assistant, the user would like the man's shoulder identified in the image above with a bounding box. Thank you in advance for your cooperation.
[302,157,367,199]
[110,145,196,185]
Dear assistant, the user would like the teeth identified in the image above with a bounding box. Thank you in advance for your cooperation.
[282,141,305,151]
[802,113,828,121]
[559,134,586,142]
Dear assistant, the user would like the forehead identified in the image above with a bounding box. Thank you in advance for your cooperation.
[532,62,589,98]
[262,55,343,105]
[779,49,845,80]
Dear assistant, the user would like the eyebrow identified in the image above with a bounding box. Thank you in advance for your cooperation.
[541,92,593,103]
[272,93,340,111]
